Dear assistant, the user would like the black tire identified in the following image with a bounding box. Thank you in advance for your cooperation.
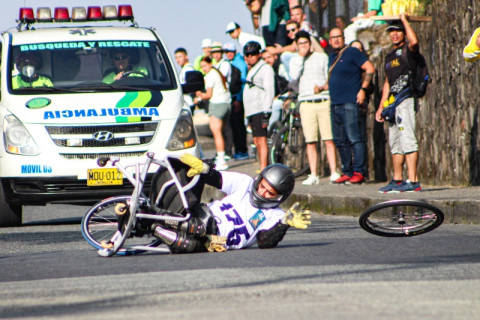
[285,123,309,177]
[81,196,161,255]
[269,125,288,166]
[359,199,444,237]
[0,181,22,227]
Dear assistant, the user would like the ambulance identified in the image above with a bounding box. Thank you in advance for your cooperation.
[0,5,204,226]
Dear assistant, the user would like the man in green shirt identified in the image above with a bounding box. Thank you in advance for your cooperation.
[12,52,53,89]
[103,49,148,84]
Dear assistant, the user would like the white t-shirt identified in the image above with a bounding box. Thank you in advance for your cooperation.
[204,69,231,104]
[243,60,275,116]
[208,171,285,250]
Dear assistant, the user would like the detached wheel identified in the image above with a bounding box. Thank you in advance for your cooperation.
[0,182,22,227]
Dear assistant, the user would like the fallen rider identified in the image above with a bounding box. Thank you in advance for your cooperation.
[151,154,311,253]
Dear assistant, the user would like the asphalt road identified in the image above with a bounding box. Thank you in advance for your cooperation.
[1,206,480,320]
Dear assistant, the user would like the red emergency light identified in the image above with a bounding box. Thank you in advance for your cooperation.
[54,7,70,22]
[118,5,133,20]
[19,8,35,23]
[87,6,102,21]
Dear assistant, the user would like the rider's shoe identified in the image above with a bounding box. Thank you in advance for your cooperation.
[333,174,352,184]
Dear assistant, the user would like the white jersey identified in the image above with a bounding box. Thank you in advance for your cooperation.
[208,171,285,250]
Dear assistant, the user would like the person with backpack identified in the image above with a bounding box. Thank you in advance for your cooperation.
[224,42,250,161]
[375,14,423,193]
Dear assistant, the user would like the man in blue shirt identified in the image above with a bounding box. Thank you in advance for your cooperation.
[327,28,374,184]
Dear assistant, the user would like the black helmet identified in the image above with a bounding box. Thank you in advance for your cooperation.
[250,164,295,209]
[243,41,261,56]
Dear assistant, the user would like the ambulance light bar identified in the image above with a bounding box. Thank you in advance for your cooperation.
[18,5,134,23]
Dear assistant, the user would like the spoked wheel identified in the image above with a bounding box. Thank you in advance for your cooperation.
[269,125,288,165]
[81,196,162,255]
[359,199,444,237]
[285,124,309,178]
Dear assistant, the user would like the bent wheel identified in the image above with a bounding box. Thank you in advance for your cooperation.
[81,196,161,255]
[359,199,444,237]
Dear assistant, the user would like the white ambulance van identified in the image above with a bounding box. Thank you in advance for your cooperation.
[0,6,204,226]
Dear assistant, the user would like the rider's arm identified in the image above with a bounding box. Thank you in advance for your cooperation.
[257,221,290,249]
[201,159,223,189]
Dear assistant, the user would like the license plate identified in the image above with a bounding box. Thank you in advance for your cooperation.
[87,168,123,186]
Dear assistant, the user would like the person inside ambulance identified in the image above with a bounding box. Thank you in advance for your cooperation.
[12,52,53,89]
[102,48,149,84]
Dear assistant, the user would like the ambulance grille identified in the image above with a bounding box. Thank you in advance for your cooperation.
[45,122,159,148]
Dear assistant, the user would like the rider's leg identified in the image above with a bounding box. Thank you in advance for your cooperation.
[153,225,206,253]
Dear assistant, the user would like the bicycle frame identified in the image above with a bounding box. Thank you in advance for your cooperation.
[94,152,200,256]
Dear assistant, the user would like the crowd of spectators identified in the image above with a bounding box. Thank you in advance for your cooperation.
[173,1,421,193]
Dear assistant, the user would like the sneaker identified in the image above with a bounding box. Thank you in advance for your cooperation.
[345,172,364,185]
[333,174,352,184]
[215,154,231,161]
[329,171,341,182]
[302,174,319,186]
[390,180,422,193]
[215,162,229,171]
[378,179,403,193]
[234,152,249,161]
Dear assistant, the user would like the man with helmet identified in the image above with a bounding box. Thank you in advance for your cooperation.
[12,52,53,89]
[151,153,311,253]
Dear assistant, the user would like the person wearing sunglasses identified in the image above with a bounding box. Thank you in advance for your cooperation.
[103,48,148,84]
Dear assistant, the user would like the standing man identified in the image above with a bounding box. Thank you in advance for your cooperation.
[289,31,340,185]
[328,27,374,184]
[375,14,421,193]
[174,47,195,108]
[243,41,275,172]
[224,42,250,161]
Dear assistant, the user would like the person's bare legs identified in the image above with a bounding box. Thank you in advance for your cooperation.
[405,151,418,182]
[392,153,405,181]
[253,136,268,170]
[209,116,225,158]
[324,139,337,174]
[306,142,318,176]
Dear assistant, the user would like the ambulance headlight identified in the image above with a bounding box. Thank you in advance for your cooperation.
[3,115,40,155]
[166,109,197,151]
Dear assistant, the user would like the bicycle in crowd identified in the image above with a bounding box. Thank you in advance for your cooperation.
[81,152,201,257]
[268,94,309,178]
[359,199,444,237]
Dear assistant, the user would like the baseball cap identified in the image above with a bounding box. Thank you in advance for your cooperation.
[386,21,405,32]
[226,21,240,34]
[210,41,223,52]
[201,38,212,48]
[223,42,236,52]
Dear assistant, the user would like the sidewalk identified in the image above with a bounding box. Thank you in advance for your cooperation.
[197,135,480,225]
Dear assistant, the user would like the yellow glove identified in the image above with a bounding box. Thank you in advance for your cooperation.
[282,202,311,229]
[204,235,227,252]
[180,153,210,177]
[383,94,395,108]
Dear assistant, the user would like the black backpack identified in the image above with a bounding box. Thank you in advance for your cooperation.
[229,64,243,95]
[404,47,430,98]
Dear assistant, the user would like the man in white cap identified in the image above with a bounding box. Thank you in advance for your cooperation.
[194,38,217,74]
[226,22,266,54]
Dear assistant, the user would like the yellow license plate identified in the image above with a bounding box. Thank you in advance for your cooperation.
[87,168,123,186]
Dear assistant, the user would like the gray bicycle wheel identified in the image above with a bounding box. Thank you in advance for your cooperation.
[359,199,444,237]
[81,196,161,255]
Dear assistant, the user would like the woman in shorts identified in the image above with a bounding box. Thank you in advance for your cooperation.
[194,56,232,170]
